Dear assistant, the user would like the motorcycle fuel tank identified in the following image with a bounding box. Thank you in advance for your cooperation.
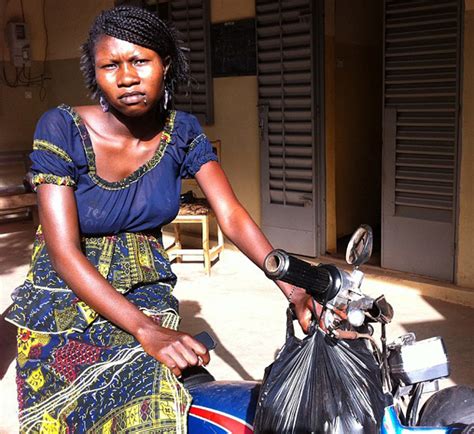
[187,380,259,433]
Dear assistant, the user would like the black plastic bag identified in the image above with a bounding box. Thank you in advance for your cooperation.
[253,310,385,434]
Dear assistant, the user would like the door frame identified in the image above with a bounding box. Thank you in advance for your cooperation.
[315,0,327,257]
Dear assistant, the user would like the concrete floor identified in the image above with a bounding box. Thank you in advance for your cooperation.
[1,220,473,433]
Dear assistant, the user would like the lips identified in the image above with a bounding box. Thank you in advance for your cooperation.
[119,91,145,105]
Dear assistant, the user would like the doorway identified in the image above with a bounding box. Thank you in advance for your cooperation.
[332,0,383,264]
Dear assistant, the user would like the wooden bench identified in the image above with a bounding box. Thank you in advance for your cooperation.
[0,151,38,223]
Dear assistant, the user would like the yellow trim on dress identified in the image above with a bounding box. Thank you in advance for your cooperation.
[33,139,73,163]
[31,173,76,189]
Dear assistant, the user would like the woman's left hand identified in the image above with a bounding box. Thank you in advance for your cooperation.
[286,287,323,333]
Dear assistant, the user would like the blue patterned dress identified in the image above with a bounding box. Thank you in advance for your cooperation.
[6,104,218,433]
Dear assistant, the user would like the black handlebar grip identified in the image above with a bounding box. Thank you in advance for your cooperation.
[263,249,341,303]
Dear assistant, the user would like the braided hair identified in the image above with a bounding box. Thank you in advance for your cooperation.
[80,5,189,103]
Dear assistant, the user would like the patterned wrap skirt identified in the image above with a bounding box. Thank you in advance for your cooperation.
[6,228,191,433]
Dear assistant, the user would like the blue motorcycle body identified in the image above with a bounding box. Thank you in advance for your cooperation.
[381,406,459,434]
[187,380,462,433]
[188,380,258,433]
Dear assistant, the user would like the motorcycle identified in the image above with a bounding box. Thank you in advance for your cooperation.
[183,225,474,433]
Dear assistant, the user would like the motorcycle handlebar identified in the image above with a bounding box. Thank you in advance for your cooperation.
[263,249,343,304]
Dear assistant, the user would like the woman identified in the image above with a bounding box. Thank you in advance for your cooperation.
[6,6,313,433]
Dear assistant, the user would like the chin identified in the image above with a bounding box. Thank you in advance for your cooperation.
[113,104,151,118]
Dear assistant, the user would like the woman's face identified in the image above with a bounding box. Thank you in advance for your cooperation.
[94,35,167,117]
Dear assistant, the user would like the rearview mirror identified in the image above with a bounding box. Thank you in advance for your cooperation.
[346,224,373,267]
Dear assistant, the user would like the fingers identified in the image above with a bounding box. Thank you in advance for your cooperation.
[161,354,183,377]
[298,311,312,333]
[291,298,312,333]
[137,324,212,375]
[307,297,323,318]
[292,307,310,333]
[174,336,209,367]
[158,334,211,376]
[186,336,211,366]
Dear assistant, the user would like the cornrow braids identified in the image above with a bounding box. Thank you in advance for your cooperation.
[80,5,189,103]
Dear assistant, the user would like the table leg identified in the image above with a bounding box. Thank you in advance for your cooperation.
[202,216,210,275]
[174,223,182,263]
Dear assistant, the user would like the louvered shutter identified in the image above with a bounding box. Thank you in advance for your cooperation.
[169,0,214,124]
[382,0,462,280]
[257,0,322,256]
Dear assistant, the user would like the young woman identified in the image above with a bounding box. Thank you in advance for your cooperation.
[6,6,313,432]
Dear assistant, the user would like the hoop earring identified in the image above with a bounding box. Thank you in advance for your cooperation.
[163,88,170,110]
[99,96,109,112]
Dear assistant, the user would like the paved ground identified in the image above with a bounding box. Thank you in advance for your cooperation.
[1,220,473,432]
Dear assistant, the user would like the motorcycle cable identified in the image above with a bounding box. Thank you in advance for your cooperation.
[381,323,392,392]
[406,382,424,426]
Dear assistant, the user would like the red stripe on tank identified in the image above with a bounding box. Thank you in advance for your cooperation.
[189,405,254,433]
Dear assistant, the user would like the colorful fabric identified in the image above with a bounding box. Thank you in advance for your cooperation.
[7,227,177,334]
[8,227,188,433]
[31,173,76,189]
[16,311,191,433]
[33,139,73,163]
[6,104,217,432]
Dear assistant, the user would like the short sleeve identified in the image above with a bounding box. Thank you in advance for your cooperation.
[178,114,218,179]
[29,108,78,189]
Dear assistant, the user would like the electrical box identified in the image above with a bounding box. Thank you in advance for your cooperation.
[389,335,450,385]
[6,22,31,67]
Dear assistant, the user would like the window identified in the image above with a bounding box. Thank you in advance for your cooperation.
[169,0,214,124]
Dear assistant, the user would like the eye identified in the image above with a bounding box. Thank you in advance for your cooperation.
[101,63,117,70]
[133,59,149,66]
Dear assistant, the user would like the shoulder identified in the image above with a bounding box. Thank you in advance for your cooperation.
[72,104,102,122]
[171,110,204,143]
[73,104,99,113]
[174,110,199,123]
[33,104,83,159]
[36,104,71,125]
[35,104,90,133]
[34,105,77,141]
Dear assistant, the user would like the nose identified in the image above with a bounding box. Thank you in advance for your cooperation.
[117,63,139,87]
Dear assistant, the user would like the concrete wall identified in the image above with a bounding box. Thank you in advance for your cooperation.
[457,5,474,288]
[204,0,260,224]
[0,0,112,151]
[334,0,382,238]
[0,0,48,149]
[42,0,114,107]
[203,76,260,224]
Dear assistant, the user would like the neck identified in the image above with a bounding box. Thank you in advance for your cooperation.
[106,105,167,141]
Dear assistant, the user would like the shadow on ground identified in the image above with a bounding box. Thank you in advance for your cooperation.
[0,311,16,380]
[0,220,35,276]
[398,295,474,388]
[179,300,254,381]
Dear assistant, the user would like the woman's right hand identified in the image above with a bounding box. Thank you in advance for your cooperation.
[135,322,210,377]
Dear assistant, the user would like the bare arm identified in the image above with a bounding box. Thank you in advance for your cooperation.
[196,161,317,331]
[37,184,209,376]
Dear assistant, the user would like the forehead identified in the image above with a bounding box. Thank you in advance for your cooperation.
[94,35,160,59]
